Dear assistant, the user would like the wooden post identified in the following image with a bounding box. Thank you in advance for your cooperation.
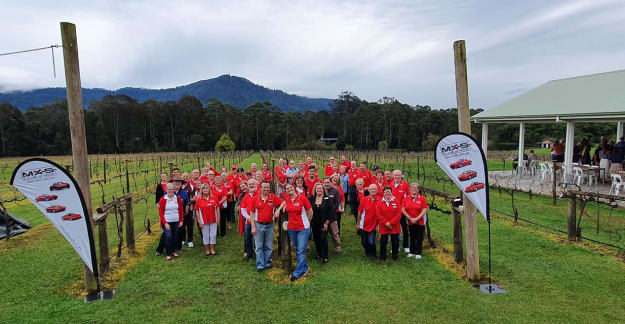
[125,196,135,252]
[451,205,464,264]
[453,40,480,281]
[103,158,107,183]
[97,218,109,274]
[568,194,577,241]
[279,211,292,274]
[61,22,98,294]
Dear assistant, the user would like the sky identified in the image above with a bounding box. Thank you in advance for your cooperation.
[1,0,624,110]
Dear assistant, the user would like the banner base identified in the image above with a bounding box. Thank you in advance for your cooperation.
[84,290,116,302]
[474,284,507,294]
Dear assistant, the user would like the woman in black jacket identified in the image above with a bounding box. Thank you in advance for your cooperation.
[155,172,169,204]
[308,183,332,264]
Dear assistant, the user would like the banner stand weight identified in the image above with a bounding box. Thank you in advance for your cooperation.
[474,221,507,294]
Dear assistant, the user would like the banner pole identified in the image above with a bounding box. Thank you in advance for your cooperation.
[488,220,492,293]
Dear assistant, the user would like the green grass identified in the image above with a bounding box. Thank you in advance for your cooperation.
[2,153,625,323]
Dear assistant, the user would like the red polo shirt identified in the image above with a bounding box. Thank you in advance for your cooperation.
[348,170,359,186]
[357,170,373,187]
[250,194,283,223]
[341,161,351,172]
[325,163,334,177]
[403,195,428,226]
[358,195,379,232]
[262,170,273,181]
[376,197,402,234]
[211,184,228,208]
[195,196,219,224]
[305,177,321,197]
[284,194,312,230]
[391,180,410,204]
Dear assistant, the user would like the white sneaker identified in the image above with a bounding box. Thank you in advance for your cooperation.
[188,242,194,248]
[415,255,422,259]
[182,241,186,246]
[407,253,415,258]
[404,248,410,253]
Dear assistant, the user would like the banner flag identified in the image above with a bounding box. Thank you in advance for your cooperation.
[435,132,490,222]
[10,158,98,276]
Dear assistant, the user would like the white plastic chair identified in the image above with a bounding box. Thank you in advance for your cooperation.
[573,167,585,186]
[610,174,625,195]
[539,163,549,180]
[528,160,538,176]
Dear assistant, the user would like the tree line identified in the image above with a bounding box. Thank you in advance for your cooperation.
[0,91,616,156]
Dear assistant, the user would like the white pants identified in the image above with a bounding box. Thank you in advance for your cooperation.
[600,158,611,179]
[201,223,217,245]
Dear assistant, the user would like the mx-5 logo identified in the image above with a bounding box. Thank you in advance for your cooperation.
[21,167,56,182]
[440,141,472,154]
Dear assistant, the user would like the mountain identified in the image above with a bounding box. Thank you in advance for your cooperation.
[0,75,333,112]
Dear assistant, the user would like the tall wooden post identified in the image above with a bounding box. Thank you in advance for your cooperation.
[125,197,135,252]
[453,40,480,281]
[61,22,98,294]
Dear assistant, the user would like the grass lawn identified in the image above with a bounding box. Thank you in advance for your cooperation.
[1,153,625,323]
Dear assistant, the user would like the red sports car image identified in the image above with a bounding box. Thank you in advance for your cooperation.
[465,182,485,193]
[36,194,58,202]
[458,170,478,181]
[50,182,70,191]
[46,205,66,213]
[450,159,472,169]
[61,213,82,221]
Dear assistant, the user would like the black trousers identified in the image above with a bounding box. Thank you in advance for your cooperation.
[380,233,399,260]
[409,224,425,255]
[360,230,376,257]
[219,208,227,237]
[177,212,194,245]
[228,201,235,222]
[311,221,329,260]
[336,212,342,236]
[400,215,409,249]
[348,185,358,221]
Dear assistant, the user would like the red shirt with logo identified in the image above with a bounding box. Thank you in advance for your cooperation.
[305,177,322,197]
[358,195,379,232]
[376,197,402,234]
[402,195,428,226]
[357,170,373,187]
[284,194,312,230]
[250,194,284,223]
[391,181,410,204]
[348,170,359,186]
[325,163,334,177]
[211,185,228,208]
[341,161,351,172]
[195,196,219,224]
[262,170,273,182]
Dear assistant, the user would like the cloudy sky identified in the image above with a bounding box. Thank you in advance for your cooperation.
[1,0,624,109]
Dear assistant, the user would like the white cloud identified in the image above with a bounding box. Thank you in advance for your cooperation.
[0,0,623,109]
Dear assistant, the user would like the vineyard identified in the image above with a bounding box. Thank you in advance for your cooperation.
[1,151,625,323]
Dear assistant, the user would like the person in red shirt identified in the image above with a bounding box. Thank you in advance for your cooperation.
[325,156,336,177]
[155,171,169,205]
[305,156,313,171]
[358,162,373,188]
[390,170,410,253]
[305,166,321,197]
[246,163,258,176]
[293,175,307,197]
[383,170,393,187]
[347,161,359,218]
[402,182,428,259]
[195,183,220,256]
[226,165,240,223]
[377,187,402,262]
[261,163,273,182]
[211,176,228,237]
[239,179,257,261]
[373,169,385,193]
[340,156,351,172]
[357,184,379,260]
[298,161,307,178]
[275,164,288,196]
[279,183,313,281]
[249,181,285,271]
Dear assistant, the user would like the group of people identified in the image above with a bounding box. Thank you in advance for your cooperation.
[548,136,625,179]
[155,156,428,281]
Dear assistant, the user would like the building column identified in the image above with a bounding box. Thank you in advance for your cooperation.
[617,121,623,140]
[518,123,525,173]
[564,122,575,176]
[481,123,488,158]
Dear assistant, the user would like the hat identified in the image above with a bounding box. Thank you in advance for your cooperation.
[168,175,188,185]
[231,165,237,169]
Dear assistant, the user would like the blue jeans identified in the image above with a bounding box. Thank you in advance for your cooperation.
[288,228,311,278]
[360,229,377,257]
[162,222,179,256]
[244,223,254,257]
[254,222,274,270]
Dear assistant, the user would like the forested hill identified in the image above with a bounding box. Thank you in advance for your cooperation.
[0,75,333,112]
